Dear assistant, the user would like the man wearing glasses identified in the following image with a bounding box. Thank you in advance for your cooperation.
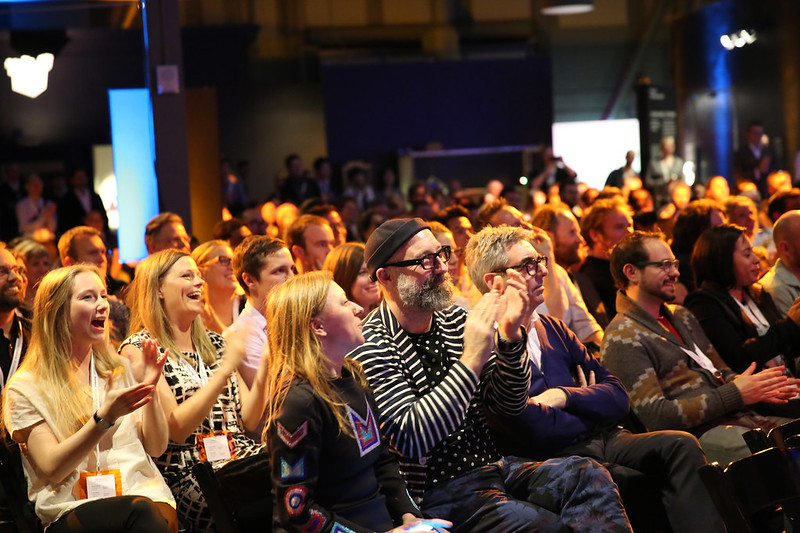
[603,231,797,467]
[466,225,723,533]
[349,218,632,532]
[0,243,29,391]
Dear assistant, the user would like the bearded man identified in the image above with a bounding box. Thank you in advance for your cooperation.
[348,218,632,533]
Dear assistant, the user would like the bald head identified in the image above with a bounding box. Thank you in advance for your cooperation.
[774,210,800,268]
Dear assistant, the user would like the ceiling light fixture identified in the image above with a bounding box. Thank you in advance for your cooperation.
[4,53,54,98]
[541,0,594,16]
[720,29,756,50]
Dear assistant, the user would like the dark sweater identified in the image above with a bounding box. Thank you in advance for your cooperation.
[268,370,419,532]
[579,256,618,321]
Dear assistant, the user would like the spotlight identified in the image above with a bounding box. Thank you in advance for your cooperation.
[541,0,594,16]
[519,176,529,186]
[719,29,756,51]
[4,53,54,98]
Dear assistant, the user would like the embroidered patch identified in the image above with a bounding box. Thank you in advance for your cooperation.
[346,396,380,457]
[331,523,357,533]
[284,485,308,517]
[280,455,306,480]
[300,509,325,533]
[277,421,308,448]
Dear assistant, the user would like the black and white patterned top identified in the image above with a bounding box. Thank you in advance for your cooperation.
[121,329,263,488]
[349,302,530,499]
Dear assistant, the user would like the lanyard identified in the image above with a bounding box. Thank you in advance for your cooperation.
[89,353,105,470]
[179,353,216,429]
[733,295,770,336]
[680,343,719,375]
[0,318,23,390]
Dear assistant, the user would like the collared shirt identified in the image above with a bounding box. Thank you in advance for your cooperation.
[0,309,31,389]
[223,300,267,389]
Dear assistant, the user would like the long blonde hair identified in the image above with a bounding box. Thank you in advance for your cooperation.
[263,271,366,441]
[8,265,122,437]
[128,250,217,366]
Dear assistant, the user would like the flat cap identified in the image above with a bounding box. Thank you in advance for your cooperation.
[365,217,430,280]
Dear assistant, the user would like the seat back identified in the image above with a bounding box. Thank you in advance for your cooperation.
[697,462,752,533]
[0,438,42,533]
[191,453,271,533]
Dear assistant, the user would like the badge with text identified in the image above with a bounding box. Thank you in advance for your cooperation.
[196,430,235,462]
[76,469,122,500]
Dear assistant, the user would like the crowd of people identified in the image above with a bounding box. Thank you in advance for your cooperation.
[2,137,800,532]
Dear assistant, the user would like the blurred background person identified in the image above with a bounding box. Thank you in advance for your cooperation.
[323,242,380,318]
[191,240,243,334]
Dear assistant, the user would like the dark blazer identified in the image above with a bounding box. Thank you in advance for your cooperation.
[57,188,108,234]
[684,281,800,375]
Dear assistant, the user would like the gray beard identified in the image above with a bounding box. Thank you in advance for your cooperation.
[397,272,455,312]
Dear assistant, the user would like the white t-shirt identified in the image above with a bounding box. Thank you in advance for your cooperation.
[3,358,175,528]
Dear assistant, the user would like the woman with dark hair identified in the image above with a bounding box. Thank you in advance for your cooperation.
[323,243,379,318]
[669,199,726,300]
[685,223,800,377]
[264,271,450,532]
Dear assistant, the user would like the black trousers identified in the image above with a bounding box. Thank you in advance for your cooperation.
[560,428,725,533]
[47,496,177,533]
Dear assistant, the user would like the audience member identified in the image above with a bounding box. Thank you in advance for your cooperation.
[530,146,577,191]
[323,242,379,319]
[285,214,335,274]
[343,166,376,211]
[766,170,792,198]
[428,221,474,310]
[531,205,604,346]
[122,250,268,531]
[578,197,632,323]
[724,195,758,239]
[304,203,348,247]
[466,225,723,533]
[704,176,731,203]
[357,208,387,244]
[670,199,727,297]
[212,218,252,249]
[220,157,248,216]
[312,156,337,202]
[0,164,22,241]
[761,210,800,316]
[12,239,52,310]
[4,265,178,533]
[645,136,685,207]
[191,240,243,334]
[685,224,800,385]
[602,231,796,465]
[376,167,404,207]
[278,154,320,205]
[264,272,448,532]
[734,121,774,195]
[144,213,191,255]
[16,173,56,242]
[349,218,632,532]
[57,169,108,235]
[0,243,29,389]
[767,188,800,225]
[605,150,638,189]
[58,226,126,297]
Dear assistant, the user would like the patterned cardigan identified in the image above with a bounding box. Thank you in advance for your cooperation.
[601,291,779,437]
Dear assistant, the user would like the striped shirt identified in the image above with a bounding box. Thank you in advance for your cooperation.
[349,302,530,498]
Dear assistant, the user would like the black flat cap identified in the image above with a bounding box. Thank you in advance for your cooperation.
[365,217,430,281]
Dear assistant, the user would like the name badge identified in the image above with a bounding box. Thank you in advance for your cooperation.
[77,469,122,500]
[197,430,235,463]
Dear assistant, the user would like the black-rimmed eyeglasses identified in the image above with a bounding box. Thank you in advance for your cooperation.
[634,259,679,272]
[493,255,548,277]
[382,246,451,271]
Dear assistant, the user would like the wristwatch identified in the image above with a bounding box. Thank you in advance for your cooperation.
[93,411,115,431]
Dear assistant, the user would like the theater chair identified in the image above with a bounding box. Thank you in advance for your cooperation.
[191,454,271,533]
[0,439,42,533]
[699,447,800,532]
[743,418,800,454]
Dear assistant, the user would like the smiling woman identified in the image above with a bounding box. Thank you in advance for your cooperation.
[685,224,800,402]
[120,250,269,531]
[2,265,177,533]
[191,240,243,334]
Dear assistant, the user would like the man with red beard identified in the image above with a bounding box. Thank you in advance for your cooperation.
[603,231,798,466]
[349,218,632,532]
[0,242,30,390]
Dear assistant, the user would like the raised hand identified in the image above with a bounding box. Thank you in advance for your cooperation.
[97,371,155,424]
[221,328,247,375]
[496,269,532,343]
[461,282,501,375]
[140,338,168,387]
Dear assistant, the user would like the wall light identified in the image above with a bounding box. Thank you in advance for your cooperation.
[542,0,594,15]
[4,52,53,98]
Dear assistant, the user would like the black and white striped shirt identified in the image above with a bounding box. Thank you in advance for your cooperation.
[349,302,530,499]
